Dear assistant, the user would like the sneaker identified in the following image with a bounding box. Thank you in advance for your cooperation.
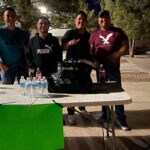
[78,109,90,115]
[116,120,131,131]
[68,115,76,125]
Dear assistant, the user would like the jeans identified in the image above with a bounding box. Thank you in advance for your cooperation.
[102,68,126,122]
[1,67,28,85]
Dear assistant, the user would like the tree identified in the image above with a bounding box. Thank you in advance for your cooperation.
[0,0,99,33]
[100,0,150,57]
[0,0,14,25]
[14,0,40,31]
[50,0,98,33]
[0,0,40,31]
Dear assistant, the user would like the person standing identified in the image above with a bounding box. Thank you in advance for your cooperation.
[0,7,29,84]
[89,10,131,131]
[62,11,91,125]
[25,16,62,77]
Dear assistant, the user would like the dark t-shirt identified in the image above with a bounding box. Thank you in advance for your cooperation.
[0,25,29,68]
[89,26,128,68]
[62,28,91,59]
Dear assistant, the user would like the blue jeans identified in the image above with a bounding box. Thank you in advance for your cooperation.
[1,67,28,85]
[102,68,126,122]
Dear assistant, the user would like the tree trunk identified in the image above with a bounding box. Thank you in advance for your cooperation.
[129,38,135,58]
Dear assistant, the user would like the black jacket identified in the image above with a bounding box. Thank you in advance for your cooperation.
[26,33,62,76]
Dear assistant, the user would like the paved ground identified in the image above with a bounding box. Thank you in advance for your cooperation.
[1,55,150,150]
[120,55,150,82]
[62,55,150,150]
[62,82,150,150]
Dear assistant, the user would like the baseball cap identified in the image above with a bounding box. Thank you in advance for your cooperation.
[98,9,110,18]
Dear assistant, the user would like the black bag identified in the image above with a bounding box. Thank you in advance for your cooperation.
[47,59,93,93]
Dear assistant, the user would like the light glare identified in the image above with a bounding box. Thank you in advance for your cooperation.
[39,6,47,14]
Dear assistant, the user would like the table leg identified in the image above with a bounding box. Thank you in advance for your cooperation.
[111,105,117,150]
[106,106,110,138]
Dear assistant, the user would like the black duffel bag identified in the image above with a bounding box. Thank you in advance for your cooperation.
[47,59,93,93]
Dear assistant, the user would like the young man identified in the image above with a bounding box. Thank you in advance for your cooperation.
[0,7,29,84]
[89,10,131,131]
[62,11,91,125]
[26,16,62,77]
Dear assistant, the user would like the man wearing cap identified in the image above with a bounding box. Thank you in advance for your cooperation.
[0,7,29,84]
[26,16,62,77]
[89,10,131,131]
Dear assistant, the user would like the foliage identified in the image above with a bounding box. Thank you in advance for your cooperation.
[14,0,40,31]
[0,0,40,31]
[50,0,98,33]
[100,0,150,38]
[0,0,14,25]
[0,0,99,32]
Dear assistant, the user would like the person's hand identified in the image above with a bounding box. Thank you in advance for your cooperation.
[0,63,8,71]
[107,52,119,64]
[31,69,35,73]
[29,68,35,79]
[90,58,100,69]
[29,68,35,75]
[68,39,80,46]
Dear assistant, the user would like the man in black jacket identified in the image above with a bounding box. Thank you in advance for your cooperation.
[62,11,91,125]
[26,16,62,77]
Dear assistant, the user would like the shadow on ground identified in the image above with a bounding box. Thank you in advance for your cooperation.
[60,136,150,150]
[63,110,150,129]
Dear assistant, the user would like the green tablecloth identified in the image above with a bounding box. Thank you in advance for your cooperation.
[0,104,64,150]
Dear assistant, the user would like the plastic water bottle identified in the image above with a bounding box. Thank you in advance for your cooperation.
[30,80,36,98]
[42,76,48,96]
[37,76,42,97]
[40,78,44,96]
[20,76,26,95]
[36,67,42,79]
[25,77,31,98]
[32,77,38,98]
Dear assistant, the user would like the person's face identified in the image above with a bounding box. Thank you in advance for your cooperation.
[3,10,17,28]
[37,19,50,34]
[75,14,87,30]
[98,15,111,29]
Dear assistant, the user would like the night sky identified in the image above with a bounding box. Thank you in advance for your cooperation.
[86,0,101,16]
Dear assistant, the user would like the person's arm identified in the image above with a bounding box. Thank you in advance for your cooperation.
[89,44,100,67]
[89,32,97,58]
[110,41,128,59]
[62,39,80,51]
[89,44,95,56]
[108,30,129,63]
[89,33,100,65]
[25,40,36,73]
[53,37,62,62]
[0,62,8,71]
[61,29,80,51]
[0,56,8,71]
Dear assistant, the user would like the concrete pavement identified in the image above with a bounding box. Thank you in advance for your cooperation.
[63,81,150,150]
[63,55,150,150]
[121,55,150,73]
[1,54,150,149]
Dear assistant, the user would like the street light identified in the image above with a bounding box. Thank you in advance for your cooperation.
[39,6,47,14]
